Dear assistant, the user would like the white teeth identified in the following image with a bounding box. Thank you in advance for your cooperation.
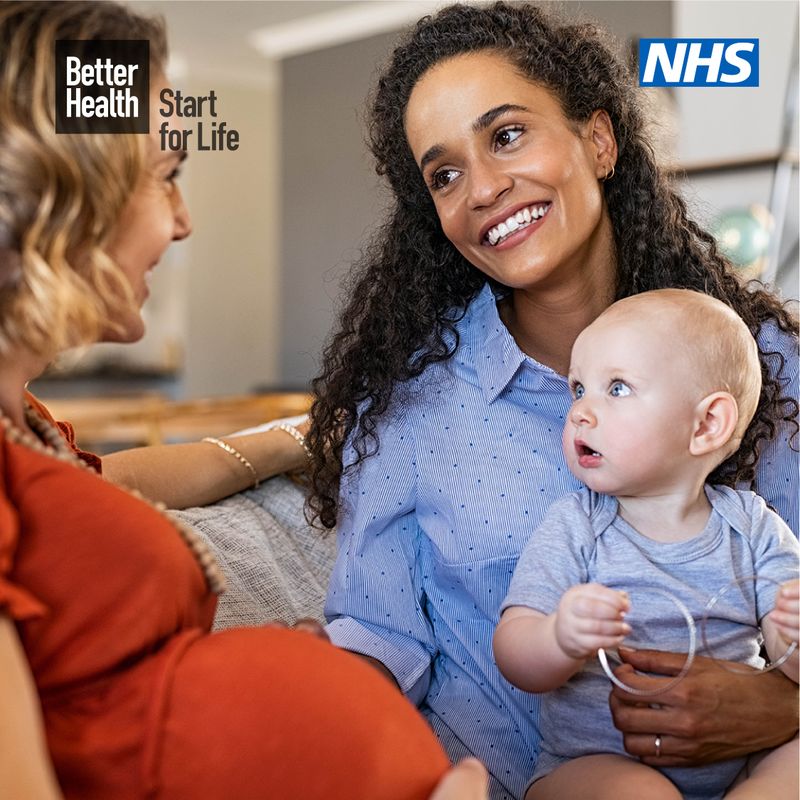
[485,203,549,246]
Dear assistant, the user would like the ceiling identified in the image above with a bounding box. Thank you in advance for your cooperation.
[130,0,441,84]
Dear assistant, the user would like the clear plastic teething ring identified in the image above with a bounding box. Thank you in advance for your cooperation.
[597,587,696,697]
[701,574,798,675]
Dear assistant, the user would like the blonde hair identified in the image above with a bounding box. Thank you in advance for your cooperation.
[602,289,763,439]
[0,1,167,358]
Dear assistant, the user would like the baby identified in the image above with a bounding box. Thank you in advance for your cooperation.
[494,289,799,800]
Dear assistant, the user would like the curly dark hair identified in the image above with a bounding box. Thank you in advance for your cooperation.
[308,1,798,529]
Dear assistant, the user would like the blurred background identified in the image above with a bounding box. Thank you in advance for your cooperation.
[32,0,799,445]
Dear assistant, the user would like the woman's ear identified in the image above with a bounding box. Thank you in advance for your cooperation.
[689,392,740,457]
[589,109,618,180]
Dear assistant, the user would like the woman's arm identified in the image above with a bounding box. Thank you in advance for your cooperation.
[324,408,438,706]
[609,648,799,767]
[0,615,63,800]
[102,421,309,509]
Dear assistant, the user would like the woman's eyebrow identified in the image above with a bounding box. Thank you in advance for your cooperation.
[472,103,529,134]
[154,148,188,167]
[419,144,445,173]
[418,103,530,172]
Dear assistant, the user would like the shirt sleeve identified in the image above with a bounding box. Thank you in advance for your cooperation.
[325,406,437,705]
[0,437,47,621]
[501,491,597,616]
[745,492,800,622]
[753,324,798,535]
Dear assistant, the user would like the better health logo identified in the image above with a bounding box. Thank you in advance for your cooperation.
[639,39,759,87]
[55,40,149,133]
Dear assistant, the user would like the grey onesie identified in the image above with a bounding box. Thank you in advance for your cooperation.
[502,485,799,800]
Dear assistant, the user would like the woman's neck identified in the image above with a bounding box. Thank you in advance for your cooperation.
[500,278,615,376]
[0,349,48,430]
[499,218,617,375]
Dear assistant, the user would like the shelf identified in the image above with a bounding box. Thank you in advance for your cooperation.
[667,150,799,178]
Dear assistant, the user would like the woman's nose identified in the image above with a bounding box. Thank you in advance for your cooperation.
[172,186,192,240]
[467,156,512,210]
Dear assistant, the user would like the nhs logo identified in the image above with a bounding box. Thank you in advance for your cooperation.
[639,39,759,87]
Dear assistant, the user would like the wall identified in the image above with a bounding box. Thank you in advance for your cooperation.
[674,0,796,164]
[181,80,282,397]
[671,1,798,298]
[279,30,397,387]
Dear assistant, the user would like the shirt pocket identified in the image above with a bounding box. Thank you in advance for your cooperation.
[429,552,520,624]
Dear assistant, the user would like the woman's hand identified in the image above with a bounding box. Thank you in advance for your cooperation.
[609,648,799,767]
[429,758,488,800]
[263,618,329,642]
[291,618,329,641]
[555,583,630,660]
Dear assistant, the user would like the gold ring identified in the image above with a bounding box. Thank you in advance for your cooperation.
[654,734,662,758]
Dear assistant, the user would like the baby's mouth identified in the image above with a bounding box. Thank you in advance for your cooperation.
[575,441,602,458]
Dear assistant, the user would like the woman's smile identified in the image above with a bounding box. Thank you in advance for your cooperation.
[482,201,551,248]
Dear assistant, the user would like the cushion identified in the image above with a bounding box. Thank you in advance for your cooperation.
[170,476,336,630]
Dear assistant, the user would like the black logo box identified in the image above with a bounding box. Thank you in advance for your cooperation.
[55,40,149,134]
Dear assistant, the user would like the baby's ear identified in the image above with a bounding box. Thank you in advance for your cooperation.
[689,392,739,456]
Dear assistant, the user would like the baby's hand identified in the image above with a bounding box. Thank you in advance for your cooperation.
[554,583,631,660]
[769,579,799,646]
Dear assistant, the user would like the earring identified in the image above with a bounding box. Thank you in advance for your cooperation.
[601,163,616,182]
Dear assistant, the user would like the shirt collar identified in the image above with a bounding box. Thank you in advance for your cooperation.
[463,283,571,403]
[465,284,529,404]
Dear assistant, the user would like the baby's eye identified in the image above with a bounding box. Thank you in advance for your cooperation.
[430,168,460,191]
[494,126,523,150]
[609,381,631,397]
[572,382,585,399]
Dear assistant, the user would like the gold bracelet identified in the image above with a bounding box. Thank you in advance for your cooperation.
[202,436,259,488]
[275,423,311,459]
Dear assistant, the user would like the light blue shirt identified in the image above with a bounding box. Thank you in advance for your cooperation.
[325,283,799,800]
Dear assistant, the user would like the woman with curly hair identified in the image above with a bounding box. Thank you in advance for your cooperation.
[0,2,488,798]
[309,3,798,798]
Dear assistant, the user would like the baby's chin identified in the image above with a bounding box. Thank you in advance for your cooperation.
[568,460,622,496]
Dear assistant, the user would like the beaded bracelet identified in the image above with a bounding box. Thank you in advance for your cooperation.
[202,436,260,488]
[275,423,311,459]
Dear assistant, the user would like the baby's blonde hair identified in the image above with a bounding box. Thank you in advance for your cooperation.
[0,1,167,359]
[600,289,762,441]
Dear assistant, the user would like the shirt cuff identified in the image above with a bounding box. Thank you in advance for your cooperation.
[326,616,432,705]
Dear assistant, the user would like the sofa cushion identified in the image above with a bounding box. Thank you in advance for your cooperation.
[170,476,335,630]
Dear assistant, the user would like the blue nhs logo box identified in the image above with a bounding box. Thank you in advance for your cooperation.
[639,39,759,87]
